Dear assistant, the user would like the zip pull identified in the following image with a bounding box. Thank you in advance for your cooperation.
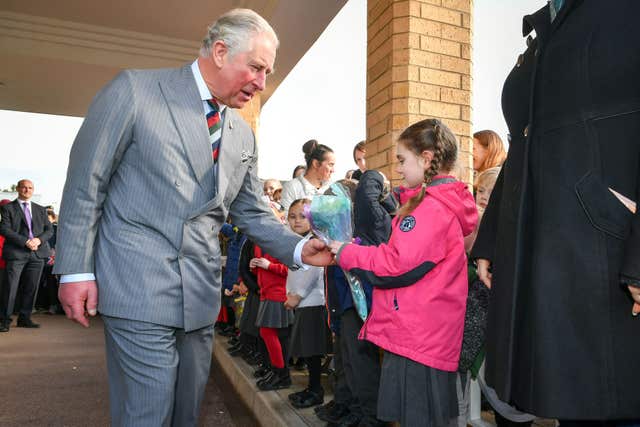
[393,294,399,311]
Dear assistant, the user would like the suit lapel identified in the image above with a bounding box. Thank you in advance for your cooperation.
[13,200,28,228]
[159,65,213,193]
[218,110,242,199]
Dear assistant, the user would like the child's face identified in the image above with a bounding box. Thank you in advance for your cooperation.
[288,203,311,235]
[263,180,280,200]
[396,142,432,188]
[476,180,496,210]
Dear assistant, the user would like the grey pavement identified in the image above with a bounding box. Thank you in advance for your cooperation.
[0,314,245,427]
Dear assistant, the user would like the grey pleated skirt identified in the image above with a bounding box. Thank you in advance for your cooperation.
[377,350,458,427]
[255,299,294,328]
[289,305,332,358]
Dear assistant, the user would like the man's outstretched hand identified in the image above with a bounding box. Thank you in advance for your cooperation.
[58,280,98,327]
[301,239,334,266]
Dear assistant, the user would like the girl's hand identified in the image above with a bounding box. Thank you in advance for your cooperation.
[328,241,345,255]
[250,257,270,269]
[238,283,248,295]
[629,285,640,316]
[477,258,492,289]
[284,293,302,310]
[253,257,271,269]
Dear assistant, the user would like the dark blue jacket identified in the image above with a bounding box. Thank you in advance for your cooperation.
[221,223,246,291]
[353,170,396,246]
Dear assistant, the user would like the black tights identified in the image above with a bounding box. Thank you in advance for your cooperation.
[306,355,322,392]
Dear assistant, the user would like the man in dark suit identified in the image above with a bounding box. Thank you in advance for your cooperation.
[0,179,53,332]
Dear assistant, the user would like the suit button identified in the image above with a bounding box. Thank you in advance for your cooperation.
[516,54,524,67]
[523,125,529,138]
[526,35,533,47]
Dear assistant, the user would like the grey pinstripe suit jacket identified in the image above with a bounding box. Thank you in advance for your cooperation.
[54,64,300,331]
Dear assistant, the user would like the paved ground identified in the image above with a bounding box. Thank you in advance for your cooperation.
[0,314,251,427]
[1,313,556,427]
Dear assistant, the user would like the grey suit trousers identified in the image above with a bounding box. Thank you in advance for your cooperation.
[102,315,214,427]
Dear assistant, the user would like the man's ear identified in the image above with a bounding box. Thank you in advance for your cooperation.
[211,40,228,68]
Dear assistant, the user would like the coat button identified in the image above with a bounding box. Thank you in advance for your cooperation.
[175,180,181,187]
[523,125,529,138]
[516,54,524,67]
[526,35,533,47]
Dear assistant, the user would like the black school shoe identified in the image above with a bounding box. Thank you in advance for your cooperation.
[317,401,351,423]
[290,388,324,409]
[242,350,262,366]
[327,412,361,427]
[315,399,336,414]
[253,364,271,379]
[257,368,291,391]
[227,343,244,356]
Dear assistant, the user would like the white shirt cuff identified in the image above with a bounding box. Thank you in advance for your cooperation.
[293,235,310,271]
[59,273,96,284]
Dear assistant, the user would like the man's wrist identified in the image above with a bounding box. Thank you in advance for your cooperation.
[292,235,311,271]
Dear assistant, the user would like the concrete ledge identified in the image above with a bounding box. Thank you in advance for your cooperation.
[213,332,326,427]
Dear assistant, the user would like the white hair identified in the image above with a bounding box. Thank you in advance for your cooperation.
[200,8,279,58]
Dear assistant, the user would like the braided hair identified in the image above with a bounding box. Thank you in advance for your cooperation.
[397,118,458,218]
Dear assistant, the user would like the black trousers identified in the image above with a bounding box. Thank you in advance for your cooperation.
[332,329,354,405]
[1,253,44,320]
[340,308,381,422]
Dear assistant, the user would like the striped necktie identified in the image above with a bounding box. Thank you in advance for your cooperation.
[206,99,222,163]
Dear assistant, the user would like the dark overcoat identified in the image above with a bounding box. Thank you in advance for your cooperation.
[472,0,640,419]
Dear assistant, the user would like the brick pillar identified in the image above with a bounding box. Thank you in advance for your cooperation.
[237,93,261,135]
[366,0,473,186]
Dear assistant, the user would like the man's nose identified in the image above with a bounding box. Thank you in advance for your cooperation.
[254,71,266,91]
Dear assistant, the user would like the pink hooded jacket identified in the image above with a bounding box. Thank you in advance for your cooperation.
[337,177,477,371]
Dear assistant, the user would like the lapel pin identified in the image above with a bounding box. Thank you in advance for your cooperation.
[241,150,253,163]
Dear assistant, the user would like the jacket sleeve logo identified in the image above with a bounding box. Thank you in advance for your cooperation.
[399,215,416,232]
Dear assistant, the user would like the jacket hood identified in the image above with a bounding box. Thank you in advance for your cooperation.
[393,185,423,205]
[426,176,477,237]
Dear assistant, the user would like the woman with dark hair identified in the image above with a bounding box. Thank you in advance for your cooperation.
[292,165,306,179]
[280,139,335,211]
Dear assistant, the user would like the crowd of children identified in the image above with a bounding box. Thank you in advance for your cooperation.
[216,118,505,427]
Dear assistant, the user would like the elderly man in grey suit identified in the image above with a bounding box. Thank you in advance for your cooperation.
[54,9,331,426]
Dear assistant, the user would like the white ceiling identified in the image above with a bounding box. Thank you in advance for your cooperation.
[0,0,347,116]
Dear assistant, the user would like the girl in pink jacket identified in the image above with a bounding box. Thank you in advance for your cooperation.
[329,118,477,427]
